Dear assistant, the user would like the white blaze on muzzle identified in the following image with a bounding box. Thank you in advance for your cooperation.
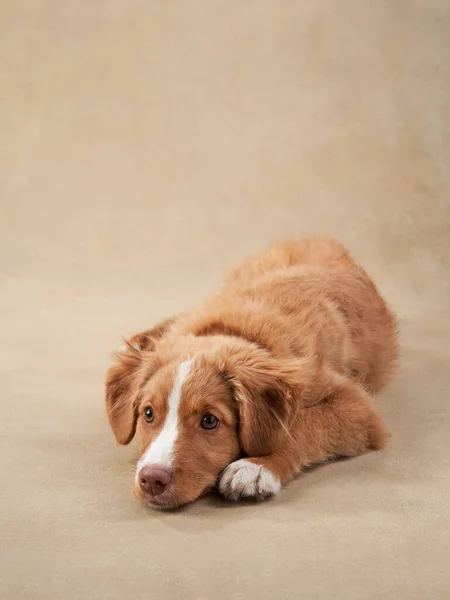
[137,359,192,475]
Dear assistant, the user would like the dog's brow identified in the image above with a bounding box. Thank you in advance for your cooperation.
[182,396,208,416]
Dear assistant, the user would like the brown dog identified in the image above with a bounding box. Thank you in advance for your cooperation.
[105,238,398,508]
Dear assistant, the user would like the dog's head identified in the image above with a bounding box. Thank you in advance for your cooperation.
[105,337,311,508]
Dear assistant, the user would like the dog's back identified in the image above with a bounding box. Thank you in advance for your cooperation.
[226,237,354,287]
[225,238,398,393]
[130,238,397,395]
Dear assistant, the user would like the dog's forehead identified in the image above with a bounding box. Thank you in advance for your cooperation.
[141,362,177,404]
[141,357,228,413]
[180,361,230,410]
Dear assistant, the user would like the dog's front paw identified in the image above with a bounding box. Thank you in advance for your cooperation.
[218,459,281,502]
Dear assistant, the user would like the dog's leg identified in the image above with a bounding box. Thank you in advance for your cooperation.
[219,380,389,501]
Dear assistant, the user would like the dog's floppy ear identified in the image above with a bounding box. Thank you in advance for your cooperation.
[105,337,161,444]
[105,318,176,444]
[220,345,309,456]
[105,342,146,445]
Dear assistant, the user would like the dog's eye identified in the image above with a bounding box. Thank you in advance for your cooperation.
[201,414,219,430]
[143,407,154,424]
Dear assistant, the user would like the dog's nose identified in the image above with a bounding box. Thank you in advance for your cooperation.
[138,465,171,496]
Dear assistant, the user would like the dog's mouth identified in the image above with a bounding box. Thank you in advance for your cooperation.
[134,485,180,510]
[145,493,179,510]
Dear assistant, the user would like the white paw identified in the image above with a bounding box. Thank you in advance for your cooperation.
[218,459,281,501]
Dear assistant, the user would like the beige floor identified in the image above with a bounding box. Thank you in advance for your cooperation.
[1,2,450,599]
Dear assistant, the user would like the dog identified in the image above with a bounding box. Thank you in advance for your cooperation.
[105,238,398,508]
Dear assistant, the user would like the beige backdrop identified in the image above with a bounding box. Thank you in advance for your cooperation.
[1,2,449,599]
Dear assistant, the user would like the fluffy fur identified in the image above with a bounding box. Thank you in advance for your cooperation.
[105,238,398,508]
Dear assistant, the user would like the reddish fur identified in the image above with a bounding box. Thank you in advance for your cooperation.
[105,238,398,505]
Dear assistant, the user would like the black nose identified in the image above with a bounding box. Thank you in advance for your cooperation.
[138,465,171,496]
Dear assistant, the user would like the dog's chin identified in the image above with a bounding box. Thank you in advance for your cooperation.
[147,500,179,511]
[135,487,191,510]
[134,479,216,510]
[145,494,180,510]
